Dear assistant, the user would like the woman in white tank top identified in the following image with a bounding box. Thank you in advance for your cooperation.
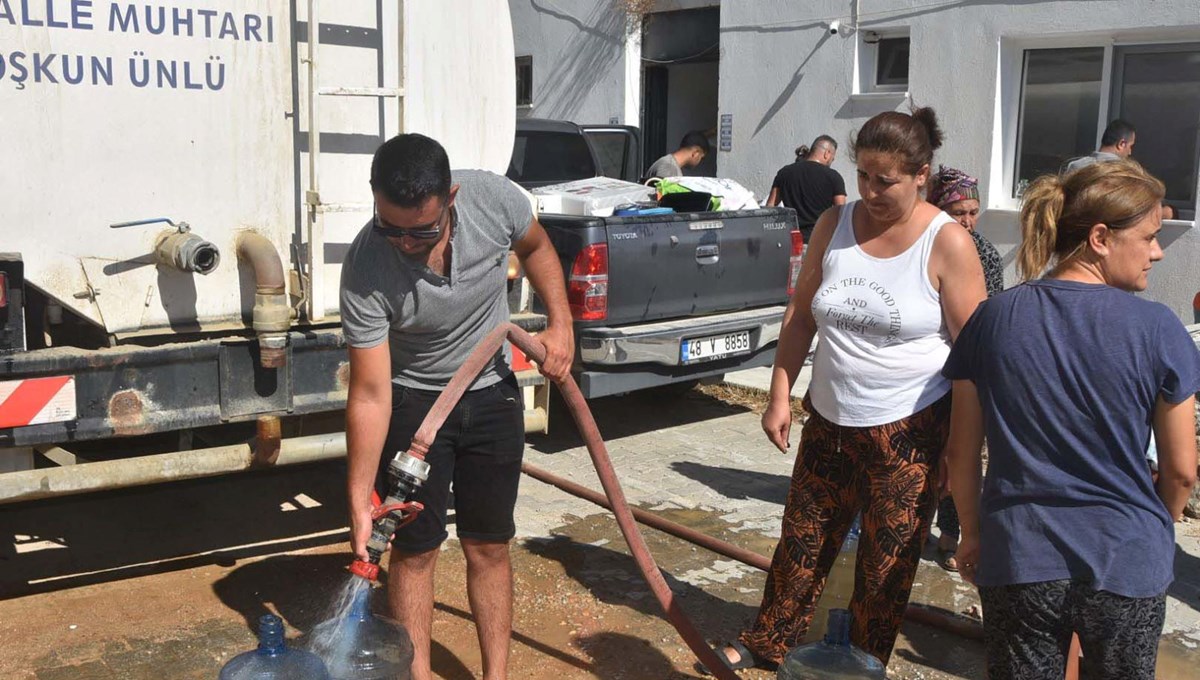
[712,108,986,673]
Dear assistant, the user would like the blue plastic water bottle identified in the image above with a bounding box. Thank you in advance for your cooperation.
[772,609,888,676]
[777,609,886,680]
[219,614,330,680]
[808,514,861,642]
[309,589,414,680]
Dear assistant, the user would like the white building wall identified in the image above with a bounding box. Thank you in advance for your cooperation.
[509,0,634,125]
[718,0,1200,320]
[511,0,1200,319]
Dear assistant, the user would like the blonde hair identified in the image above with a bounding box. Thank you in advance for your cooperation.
[1017,160,1165,281]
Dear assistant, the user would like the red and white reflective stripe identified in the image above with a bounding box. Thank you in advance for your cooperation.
[510,343,534,372]
[0,376,77,429]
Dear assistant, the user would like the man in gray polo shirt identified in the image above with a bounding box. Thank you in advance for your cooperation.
[1064,119,1136,174]
[340,133,572,680]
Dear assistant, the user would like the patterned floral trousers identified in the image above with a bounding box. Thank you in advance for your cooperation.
[739,393,951,664]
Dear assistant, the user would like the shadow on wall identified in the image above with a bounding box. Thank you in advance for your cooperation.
[530,0,625,121]
[753,33,831,137]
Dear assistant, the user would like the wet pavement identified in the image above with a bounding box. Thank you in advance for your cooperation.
[1,387,1198,678]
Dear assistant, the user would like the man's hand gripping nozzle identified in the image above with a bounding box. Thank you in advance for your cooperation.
[347,450,431,582]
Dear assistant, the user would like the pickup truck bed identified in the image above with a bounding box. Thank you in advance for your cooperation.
[539,207,800,397]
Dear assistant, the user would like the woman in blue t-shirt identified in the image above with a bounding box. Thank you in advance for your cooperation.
[943,159,1200,680]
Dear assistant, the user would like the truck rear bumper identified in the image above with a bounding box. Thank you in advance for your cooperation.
[576,346,776,398]
[577,305,786,367]
[573,305,785,398]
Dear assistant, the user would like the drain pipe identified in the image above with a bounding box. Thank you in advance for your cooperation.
[237,232,290,368]
[0,432,344,504]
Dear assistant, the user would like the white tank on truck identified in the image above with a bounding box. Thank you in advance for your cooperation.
[0,1,541,500]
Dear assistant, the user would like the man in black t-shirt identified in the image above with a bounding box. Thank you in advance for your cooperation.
[767,135,847,240]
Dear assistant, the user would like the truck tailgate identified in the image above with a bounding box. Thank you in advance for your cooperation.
[602,209,796,325]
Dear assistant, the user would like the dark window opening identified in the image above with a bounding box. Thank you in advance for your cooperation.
[516,56,532,107]
[876,37,910,87]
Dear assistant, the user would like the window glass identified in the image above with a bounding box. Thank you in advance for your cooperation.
[1015,47,1104,194]
[1113,45,1200,211]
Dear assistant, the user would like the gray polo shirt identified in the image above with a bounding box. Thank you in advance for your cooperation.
[644,153,683,179]
[339,169,533,390]
[1063,151,1121,174]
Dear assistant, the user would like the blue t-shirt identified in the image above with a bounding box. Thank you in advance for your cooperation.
[943,280,1200,598]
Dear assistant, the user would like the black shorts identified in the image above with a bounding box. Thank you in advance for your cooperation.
[376,376,525,554]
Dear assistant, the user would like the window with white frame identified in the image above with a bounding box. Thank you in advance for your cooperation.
[858,30,910,93]
[1014,42,1200,215]
[875,37,910,89]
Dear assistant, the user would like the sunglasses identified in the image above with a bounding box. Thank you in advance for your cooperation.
[373,206,447,241]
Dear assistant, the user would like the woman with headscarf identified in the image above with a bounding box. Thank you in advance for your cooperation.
[930,166,1003,297]
[926,166,1003,571]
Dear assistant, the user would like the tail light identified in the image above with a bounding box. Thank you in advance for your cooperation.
[1193,291,1199,324]
[0,272,7,308]
[786,230,804,297]
[568,243,608,321]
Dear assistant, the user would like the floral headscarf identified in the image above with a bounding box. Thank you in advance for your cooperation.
[928,165,979,209]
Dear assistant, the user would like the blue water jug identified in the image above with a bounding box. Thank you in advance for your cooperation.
[808,514,860,642]
[309,588,414,680]
[219,614,330,680]
[777,609,886,680]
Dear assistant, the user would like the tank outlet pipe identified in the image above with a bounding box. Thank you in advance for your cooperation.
[109,218,219,275]
[365,323,741,680]
[154,230,221,275]
[236,232,290,369]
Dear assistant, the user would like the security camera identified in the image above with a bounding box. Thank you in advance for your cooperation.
[828,20,841,35]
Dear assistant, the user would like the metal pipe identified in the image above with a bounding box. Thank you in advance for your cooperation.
[236,232,290,368]
[154,230,221,275]
[521,461,771,570]
[255,415,282,466]
[523,406,547,433]
[305,0,326,322]
[0,433,344,505]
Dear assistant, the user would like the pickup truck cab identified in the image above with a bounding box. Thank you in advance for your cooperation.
[509,119,801,398]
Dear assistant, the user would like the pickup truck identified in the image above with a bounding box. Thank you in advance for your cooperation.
[509,118,802,398]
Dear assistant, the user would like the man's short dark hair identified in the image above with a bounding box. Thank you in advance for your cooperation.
[679,131,711,155]
[370,133,452,208]
[1100,119,1136,147]
[812,134,838,151]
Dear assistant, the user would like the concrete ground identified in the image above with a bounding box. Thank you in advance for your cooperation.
[1,384,1198,678]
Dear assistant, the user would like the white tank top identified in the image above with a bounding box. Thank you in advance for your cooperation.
[808,201,953,427]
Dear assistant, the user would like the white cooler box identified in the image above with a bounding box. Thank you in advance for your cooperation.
[532,178,655,217]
